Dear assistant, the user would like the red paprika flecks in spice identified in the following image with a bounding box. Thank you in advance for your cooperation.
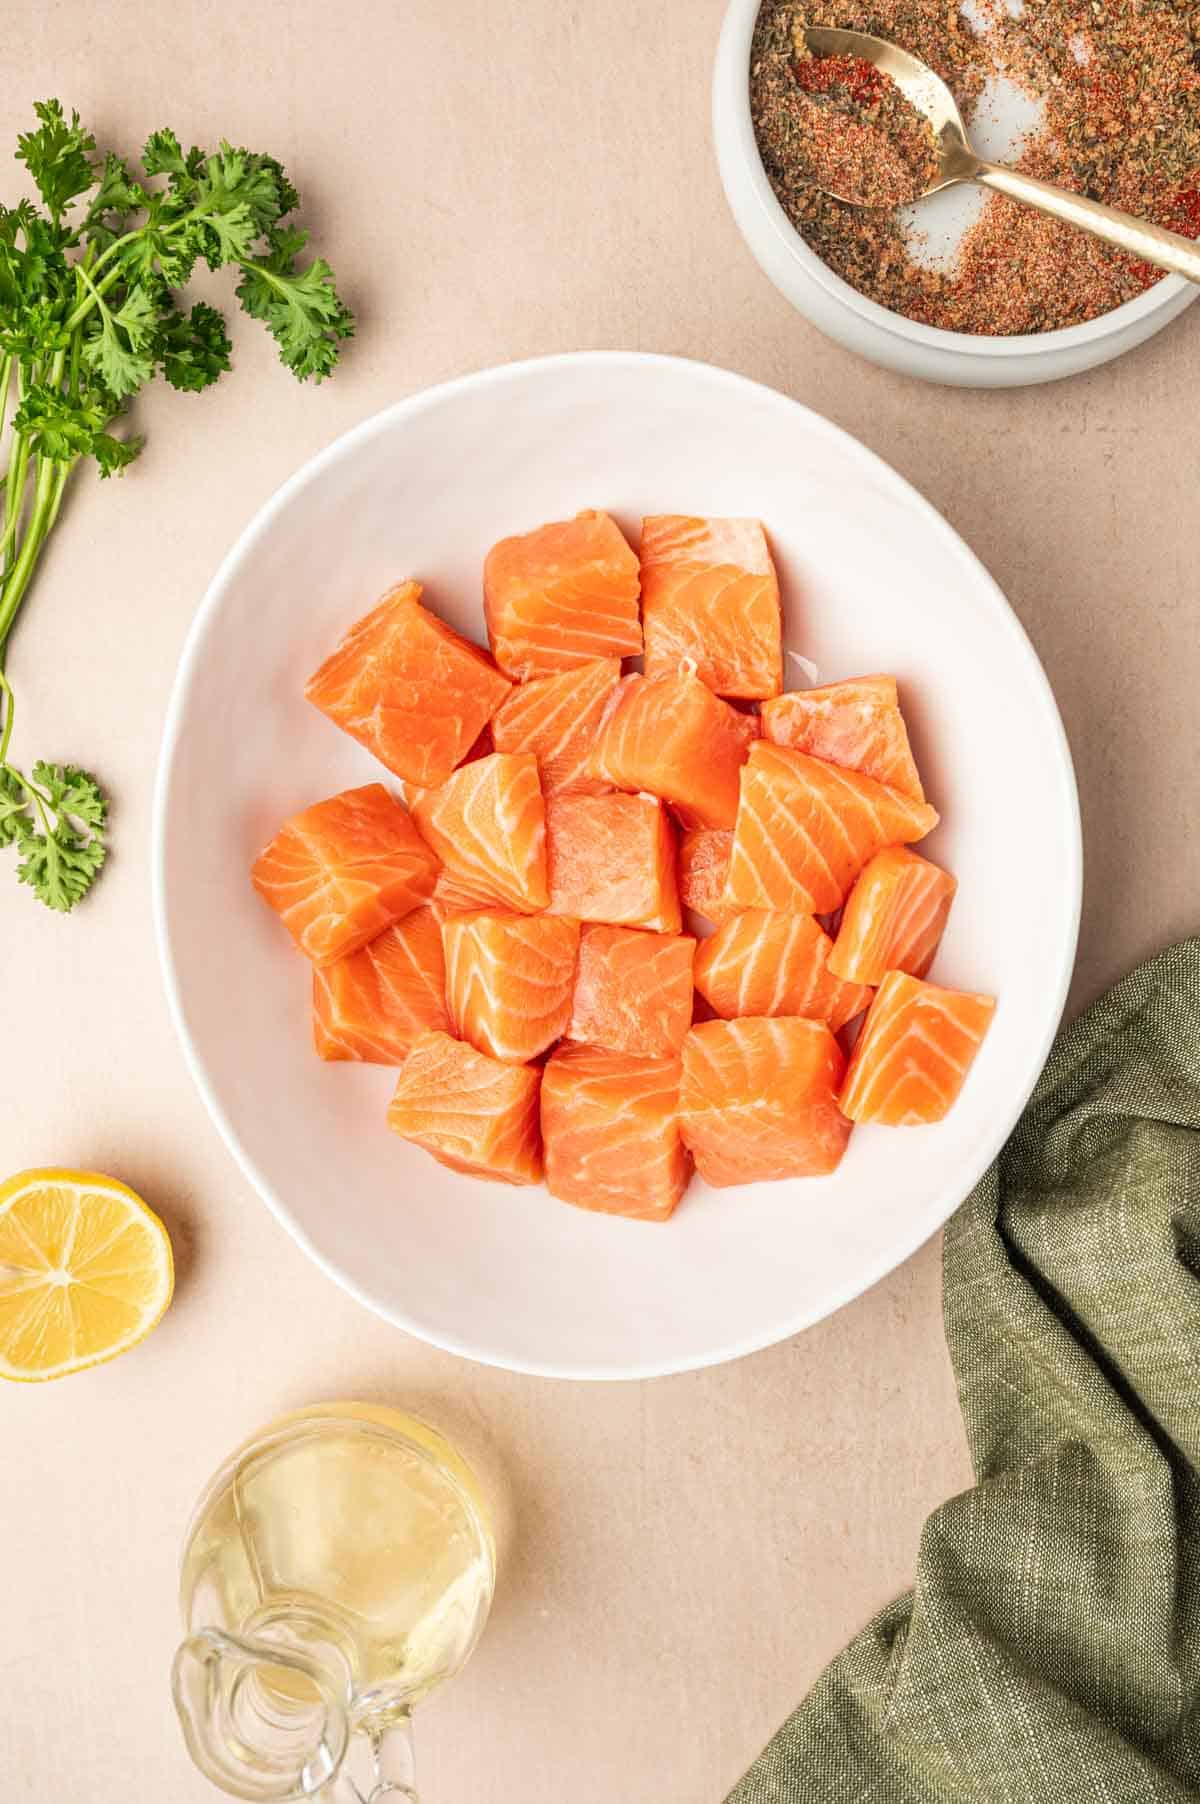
[793,52,886,107]
[1170,183,1200,236]
[783,53,940,207]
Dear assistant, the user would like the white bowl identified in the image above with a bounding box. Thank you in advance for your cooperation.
[154,352,1080,1379]
[713,0,1198,386]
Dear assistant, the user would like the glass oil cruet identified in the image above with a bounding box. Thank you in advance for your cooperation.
[171,1402,496,1802]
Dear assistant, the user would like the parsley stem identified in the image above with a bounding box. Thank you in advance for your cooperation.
[73,259,111,320]
[0,475,25,566]
[0,450,58,659]
[44,459,74,537]
[84,202,201,283]
[61,256,126,334]
[81,224,145,284]
[0,668,15,769]
[22,767,53,834]
[0,349,66,653]
[64,197,219,335]
[0,353,10,499]
[1,368,30,577]
[64,207,198,334]
[68,313,82,401]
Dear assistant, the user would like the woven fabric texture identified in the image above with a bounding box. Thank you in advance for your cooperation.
[729,941,1200,1804]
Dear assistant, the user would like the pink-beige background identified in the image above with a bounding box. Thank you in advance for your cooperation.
[3,2,1198,1799]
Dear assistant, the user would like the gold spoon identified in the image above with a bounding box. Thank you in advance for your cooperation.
[800,26,1200,284]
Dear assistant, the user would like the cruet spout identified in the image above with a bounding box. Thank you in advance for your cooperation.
[171,1626,351,1801]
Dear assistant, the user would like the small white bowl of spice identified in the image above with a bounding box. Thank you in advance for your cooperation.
[714,0,1200,384]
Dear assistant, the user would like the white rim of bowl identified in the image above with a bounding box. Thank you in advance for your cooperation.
[151,350,1083,1381]
[715,0,1194,359]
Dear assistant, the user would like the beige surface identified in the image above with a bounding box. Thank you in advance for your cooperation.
[2,2,1199,1799]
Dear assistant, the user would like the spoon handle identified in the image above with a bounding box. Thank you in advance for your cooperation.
[975,162,1200,285]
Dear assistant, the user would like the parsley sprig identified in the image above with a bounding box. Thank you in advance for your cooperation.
[0,101,353,911]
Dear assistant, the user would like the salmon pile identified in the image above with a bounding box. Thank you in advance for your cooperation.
[252,509,996,1221]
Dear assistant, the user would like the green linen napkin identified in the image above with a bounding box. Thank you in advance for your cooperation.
[729,940,1200,1803]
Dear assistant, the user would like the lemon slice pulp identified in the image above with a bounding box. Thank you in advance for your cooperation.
[0,1168,173,1382]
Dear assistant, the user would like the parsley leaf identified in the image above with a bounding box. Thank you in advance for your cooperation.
[81,311,154,397]
[12,383,107,459]
[195,147,282,236]
[16,101,96,223]
[90,430,144,477]
[32,762,108,833]
[89,152,146,219]
[141,129,206,194]
[1,101,353,912]
[112,283,159,349]
[258,156,300,220]
[0,770,32,847]
[16,820,106,912]
[0,758,108,912]
[236,229,354,381]
[0,205,70,355]
[141,128,188,180]
[158,301,232,392]
[0,757,108,912]
[117,223,199,291]
[82,154,149,251]
[80,284,159,398]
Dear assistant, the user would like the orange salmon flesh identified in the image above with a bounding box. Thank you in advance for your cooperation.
[306,582,511,789]
[313,905,449,1063]
[252,784,438,968]
[839,973,996,1126]
[259,507,997,1214]
[484,510,642,680]
[640,515,782,700]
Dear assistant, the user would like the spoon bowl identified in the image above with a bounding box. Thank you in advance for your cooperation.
[799,26,973,203]
[798,24,1200,281]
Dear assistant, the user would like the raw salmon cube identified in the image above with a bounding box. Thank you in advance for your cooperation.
[394,726,494,816]
[545,793,681,932]
[840,973,995,1126]
[567,925,695,1057]
[680,1016,850,1187]
[590,671,758,830]
[724,742,939,915]
[694,911,870,1031]
[679,829,735,926]
[490,657,621,796]
[443,912,580,1064]
[313,906,450,1064]
[541,1043,689,1221]
[640,515,782,700]
[761,676,925,803]
[829,848,957,986]
[411,752,548,914]
[428,867,502,920]
[251,784,438,967]
[387,1029,542,1184]
[305,582,511,789]
[483,510,642,680]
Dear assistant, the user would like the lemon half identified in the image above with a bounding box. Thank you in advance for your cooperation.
[0,1169,173,1382]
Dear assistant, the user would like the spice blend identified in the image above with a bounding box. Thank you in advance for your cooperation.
[787,52,941,206]
[751,0,1200,333]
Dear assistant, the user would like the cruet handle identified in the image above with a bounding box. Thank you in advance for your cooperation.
[326,1713,419,1804]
